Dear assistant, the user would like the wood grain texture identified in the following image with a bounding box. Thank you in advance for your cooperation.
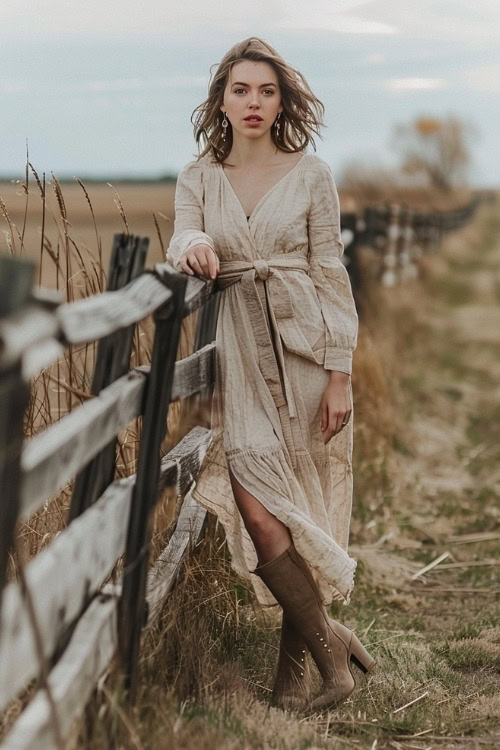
[153,263,215,317]
[147,488,207,627]
[20,353,212,521]
[57,271,172,345]
[157,425,211,497]
[56,260,214,348]
[169,342,216,401]
[1,426,211,711]
[20,370,147,520]
[3,265,216,375]
[1,595,118,750]
[0,476,134,712]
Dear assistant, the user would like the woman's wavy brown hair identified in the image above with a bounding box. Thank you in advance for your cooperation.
[191,37,325,164]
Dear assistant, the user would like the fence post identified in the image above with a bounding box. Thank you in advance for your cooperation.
[398,206,416,282]
[0,256,35,598]
[194,291,220,352]
[381,203,401,287]
[68,233,149,522]
[340,213,363,295]
[118,268,187,701]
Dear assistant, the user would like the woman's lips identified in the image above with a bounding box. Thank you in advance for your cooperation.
[244,117,263,127]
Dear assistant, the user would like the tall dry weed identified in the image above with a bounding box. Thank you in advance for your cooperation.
[1,162,183,574]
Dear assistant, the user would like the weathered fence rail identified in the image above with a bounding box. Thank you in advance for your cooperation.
[0,188,491,748]
[341,192,490,290]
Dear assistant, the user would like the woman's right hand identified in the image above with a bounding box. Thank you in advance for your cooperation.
[179,243,219,280]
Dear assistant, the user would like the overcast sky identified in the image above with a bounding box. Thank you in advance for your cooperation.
[1,0,499,186]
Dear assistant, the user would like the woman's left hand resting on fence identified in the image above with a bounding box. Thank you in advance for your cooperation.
[178,243,220,280]
[320,371,352,444]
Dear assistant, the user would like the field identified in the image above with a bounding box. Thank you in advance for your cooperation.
[0,177,499,748]
[0,180,176,285]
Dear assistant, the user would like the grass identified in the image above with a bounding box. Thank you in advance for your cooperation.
[1,173,500,748]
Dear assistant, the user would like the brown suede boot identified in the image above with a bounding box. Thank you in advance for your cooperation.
[254,546,376,712]
[271,613,309,710]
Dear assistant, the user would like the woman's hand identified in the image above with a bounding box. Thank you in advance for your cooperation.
[179,243,219,280]
[320,371,352,444]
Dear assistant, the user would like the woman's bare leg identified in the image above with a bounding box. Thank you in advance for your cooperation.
[229,470,292,565]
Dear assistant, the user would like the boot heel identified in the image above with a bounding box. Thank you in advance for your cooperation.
[349,632,376,674]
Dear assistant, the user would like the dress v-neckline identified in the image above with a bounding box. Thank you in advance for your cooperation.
[221,153,307,225]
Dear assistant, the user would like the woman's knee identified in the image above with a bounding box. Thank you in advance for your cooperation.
[241,504,274,540]
[228,470,288,545]
[231,487,274,540]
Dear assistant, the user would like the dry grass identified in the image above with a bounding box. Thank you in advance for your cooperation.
[0,168,187,578]
[1,167,499,748]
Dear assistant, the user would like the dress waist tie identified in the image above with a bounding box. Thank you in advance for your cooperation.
[217,254,310,470]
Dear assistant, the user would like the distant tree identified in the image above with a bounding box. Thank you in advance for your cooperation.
[392,115,478,192]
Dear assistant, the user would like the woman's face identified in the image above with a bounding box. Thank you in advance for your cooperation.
[221,60,282,142]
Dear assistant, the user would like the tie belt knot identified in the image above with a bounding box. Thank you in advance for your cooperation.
[252,260,272,280]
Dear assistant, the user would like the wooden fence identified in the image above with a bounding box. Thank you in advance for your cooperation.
[0,191,490,748]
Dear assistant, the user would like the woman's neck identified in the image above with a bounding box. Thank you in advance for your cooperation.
[227,135,280,169]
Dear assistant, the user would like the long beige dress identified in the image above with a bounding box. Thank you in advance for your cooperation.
[167,151,359,608]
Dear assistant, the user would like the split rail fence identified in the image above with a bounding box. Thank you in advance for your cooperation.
[0,190,491,748]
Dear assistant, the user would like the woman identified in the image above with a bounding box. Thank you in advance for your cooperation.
[167,37,376,711]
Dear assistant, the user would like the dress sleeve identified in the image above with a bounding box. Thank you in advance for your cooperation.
[307,160,358,375]
[166,160,216,271]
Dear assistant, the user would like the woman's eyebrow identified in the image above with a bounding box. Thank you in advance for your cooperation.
[231,81,277,87]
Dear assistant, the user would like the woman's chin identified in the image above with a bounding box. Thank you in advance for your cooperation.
[234,127,270,141]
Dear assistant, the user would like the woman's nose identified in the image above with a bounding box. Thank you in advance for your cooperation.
[249,93,261,107]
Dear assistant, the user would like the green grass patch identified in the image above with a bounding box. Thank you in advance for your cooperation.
[435,636,500,673]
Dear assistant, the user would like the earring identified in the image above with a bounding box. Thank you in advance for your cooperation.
[275,112,282,137]
[221,112,228,141]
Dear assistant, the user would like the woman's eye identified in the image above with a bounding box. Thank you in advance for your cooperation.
[234,88,246,94]
[264,89,275,95]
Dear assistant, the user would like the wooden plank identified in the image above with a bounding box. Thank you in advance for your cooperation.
[0,477,134,712]
[153,263,214,318]
[1,495,207,748]
[20,349,213,521]
[157,425,211,497]
[0,426,211,710]
[0,305,58,370]
[20,370,147,520]
[4,266,214,368]
[2,485,210,746]
[147,488,207,627]
[30,286,63,311]
[57,269,172,346]
[1,595,118,750]
[22,338,64,381]
[57,262,214,348]
[169,342,216,401]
